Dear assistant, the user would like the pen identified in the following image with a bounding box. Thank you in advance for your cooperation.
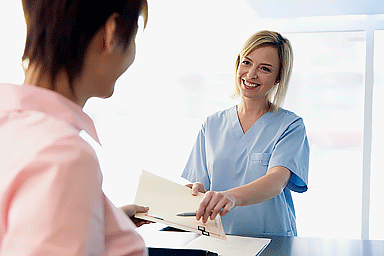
[176,212,197,217]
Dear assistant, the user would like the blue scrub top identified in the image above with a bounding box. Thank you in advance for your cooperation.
[182,106,309,237]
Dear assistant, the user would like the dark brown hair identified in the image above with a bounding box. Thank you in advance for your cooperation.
[22,0,148,89]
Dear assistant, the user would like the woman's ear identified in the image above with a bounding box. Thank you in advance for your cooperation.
[275,73,281,85]
[103,13,119,53]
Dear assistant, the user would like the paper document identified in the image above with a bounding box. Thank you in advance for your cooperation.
[134,170,226,240]
[185,235,271,256]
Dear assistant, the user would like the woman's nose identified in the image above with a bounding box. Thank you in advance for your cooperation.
[247,67,258,79]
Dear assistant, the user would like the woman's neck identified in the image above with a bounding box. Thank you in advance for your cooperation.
[237,98,270,118]
[23,63,84,107]
[236,98,271,134]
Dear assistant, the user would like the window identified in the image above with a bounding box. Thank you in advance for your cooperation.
[285,32,366,238]
[370,30,384,240]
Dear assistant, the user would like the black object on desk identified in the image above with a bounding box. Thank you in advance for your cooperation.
[160,226,189,232]
[148,247,218,256]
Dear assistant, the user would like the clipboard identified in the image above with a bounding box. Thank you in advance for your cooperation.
[134,170,226,240]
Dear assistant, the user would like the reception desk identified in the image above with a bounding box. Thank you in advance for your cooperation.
[137,224,384,256]
[257,235,384,255]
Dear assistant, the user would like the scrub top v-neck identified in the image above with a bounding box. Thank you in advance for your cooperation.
[229,106,272,145]
[182,105,309,237]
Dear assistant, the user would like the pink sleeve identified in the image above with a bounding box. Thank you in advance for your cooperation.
[104,197,147,256]
[0,135,101,255]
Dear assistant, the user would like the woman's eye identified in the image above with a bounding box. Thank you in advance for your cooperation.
[242,60,250,65]
[261,67,271,72]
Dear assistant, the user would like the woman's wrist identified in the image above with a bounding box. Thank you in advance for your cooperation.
[224,189,243,207]
[222,190,239,209]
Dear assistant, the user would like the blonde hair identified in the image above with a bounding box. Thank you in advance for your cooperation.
[232,30,293,113]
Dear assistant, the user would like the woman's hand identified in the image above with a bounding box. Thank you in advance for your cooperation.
[185,182,207,195]
[196,191,237,223]
[186,183,236,223]
[120,204,152,227]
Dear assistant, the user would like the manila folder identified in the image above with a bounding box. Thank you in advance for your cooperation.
[134,170,226,240]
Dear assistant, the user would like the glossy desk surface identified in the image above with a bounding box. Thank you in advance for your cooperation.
[137,224,384,256]
[258,235,384,256]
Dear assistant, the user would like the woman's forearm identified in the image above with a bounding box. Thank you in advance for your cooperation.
[227,166,292,207]
[193,166,292,223]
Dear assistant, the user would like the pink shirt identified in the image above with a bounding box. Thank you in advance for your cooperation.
[0,84,146,255]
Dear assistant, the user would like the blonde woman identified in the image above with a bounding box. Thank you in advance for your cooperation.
[183,30,309,237]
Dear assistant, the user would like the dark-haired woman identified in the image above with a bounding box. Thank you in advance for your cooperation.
[0,0,149,255]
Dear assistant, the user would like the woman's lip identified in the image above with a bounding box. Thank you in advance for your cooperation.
[242,79,260,88]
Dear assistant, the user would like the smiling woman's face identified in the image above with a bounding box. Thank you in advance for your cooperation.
[236,46,280,102]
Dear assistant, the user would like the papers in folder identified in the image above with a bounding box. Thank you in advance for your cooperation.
[185,235,271,256]
[134,170,226,240]
[137,225,271,256]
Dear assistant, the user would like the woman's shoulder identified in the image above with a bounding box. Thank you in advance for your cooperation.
[267,108,307,133]
[31,116,98,165]
[273,108,304,122]
[205,106,236,122]
[1,110,98,173]
[270,109,308,138]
